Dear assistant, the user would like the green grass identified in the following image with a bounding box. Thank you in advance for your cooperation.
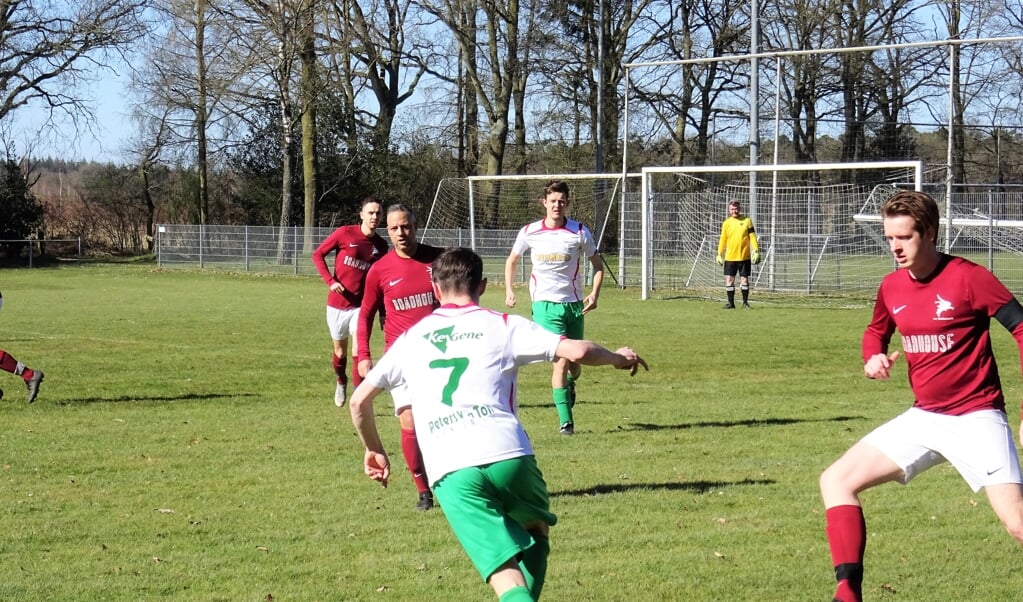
[2,263,1023,600]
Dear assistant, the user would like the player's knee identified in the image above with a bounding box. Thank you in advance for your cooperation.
[819,464,849,499]
[999,512,1023,544]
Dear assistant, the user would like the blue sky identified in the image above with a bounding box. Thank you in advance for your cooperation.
[13,69,132,163]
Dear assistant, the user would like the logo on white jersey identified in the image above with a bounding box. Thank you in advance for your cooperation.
[934,294,954,320]
[424,325,484,352]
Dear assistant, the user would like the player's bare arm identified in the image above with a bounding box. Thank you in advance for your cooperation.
[556,340,648,375]
[504,252,520,307]
[863,350,900,380]
[349,382,390,487]
[581,253,604,314]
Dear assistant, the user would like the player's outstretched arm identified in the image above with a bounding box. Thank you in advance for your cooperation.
[349,382,390,487]
[556,340,648,376]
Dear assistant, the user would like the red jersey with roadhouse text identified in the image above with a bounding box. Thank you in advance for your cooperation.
[312,225,388,310]
[357,244,443,362]
[863,254,1023,415]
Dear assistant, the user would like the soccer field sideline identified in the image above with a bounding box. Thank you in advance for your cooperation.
[2,263,1022,600]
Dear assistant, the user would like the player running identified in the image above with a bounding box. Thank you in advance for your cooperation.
[357,204,443,511]
[819,190,1023,602]
[0,291,44,403]
[350,247,647,601]
[312,196,389,407]
[504,179,603,436]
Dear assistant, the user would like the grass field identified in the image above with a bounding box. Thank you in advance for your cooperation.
[2,263,1023,601]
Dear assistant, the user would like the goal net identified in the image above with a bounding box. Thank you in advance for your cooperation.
[636,161,926,299]
[424,174,642,285]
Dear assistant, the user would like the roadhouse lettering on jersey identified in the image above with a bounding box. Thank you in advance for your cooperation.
[424,325,485,353]
[428,405,496,434]
[897,293,958,355]
[342,255,372,271]
[391,291,435,311]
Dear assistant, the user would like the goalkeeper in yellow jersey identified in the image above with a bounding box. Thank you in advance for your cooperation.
[716,200,761,309]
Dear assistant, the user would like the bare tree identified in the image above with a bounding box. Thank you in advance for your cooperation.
[136,0,239,224]
[0,0,147,127]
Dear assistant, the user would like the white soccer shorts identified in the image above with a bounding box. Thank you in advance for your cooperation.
[862,407,1023,492]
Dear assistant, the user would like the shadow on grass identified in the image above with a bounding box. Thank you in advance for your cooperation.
[54,392,255,405]
[552,477,775,498]
[612,415,863,432]
[517,398,618,409]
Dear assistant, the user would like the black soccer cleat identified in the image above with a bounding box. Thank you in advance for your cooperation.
[415,491,435,511]
[559,422,574,436]
[722,303,736,309]
[26,371,43,403]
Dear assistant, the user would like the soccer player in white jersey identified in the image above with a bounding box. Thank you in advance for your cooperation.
[504,180,604,435]
[349,247,646,602]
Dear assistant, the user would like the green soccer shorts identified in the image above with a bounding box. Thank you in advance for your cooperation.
[531,300,584,340]
[432,455,557,581]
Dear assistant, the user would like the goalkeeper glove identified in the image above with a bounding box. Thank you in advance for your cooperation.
[716,254,724,266]
[751,250,762,265]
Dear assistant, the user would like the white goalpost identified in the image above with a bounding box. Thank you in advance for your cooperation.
[637,161,925,300]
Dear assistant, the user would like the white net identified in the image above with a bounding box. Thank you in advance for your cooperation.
[424,174,639,284]
[636,162,925,297]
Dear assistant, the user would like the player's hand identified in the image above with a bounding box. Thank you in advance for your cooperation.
[613,347,649,376]
[358,359,373,378]
[751,250,762,265]
[581,294,598,314]
[864,351,900,380]
[329,282,344,294]
[364,449,390,487]
[505,291,516,308]
[716,254,724,266]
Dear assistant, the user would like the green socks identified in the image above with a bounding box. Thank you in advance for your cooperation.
[498,585,534,602]
[553,387,573,424]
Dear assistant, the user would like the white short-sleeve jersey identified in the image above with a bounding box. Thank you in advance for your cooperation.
[365,304,563,484]
[510,218,598,303]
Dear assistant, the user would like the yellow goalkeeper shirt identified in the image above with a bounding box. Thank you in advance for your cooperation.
[718,215,759,261]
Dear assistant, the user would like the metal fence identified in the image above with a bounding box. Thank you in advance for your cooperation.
[0,238,83,267]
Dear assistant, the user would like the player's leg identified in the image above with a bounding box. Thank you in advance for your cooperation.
[394,389,432,510]
[723,264,737,308]
[433,463,540,600]
[820,410,940,602]
[0,349,43,403]
[563,304,586,412]
[492,455,556,600]
[739,262,751,308]
[532,302,574,434]
[326,307,349,406]
[942,410,1023,544]
[819,442,903,602]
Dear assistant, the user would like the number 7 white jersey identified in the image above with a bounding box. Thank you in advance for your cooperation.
[365,303,563,484]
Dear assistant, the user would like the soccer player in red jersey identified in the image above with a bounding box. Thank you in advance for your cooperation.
[0,291,44,403]
[357,203,443,511]
[820,190,1023,602]
[312,196,389,407]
